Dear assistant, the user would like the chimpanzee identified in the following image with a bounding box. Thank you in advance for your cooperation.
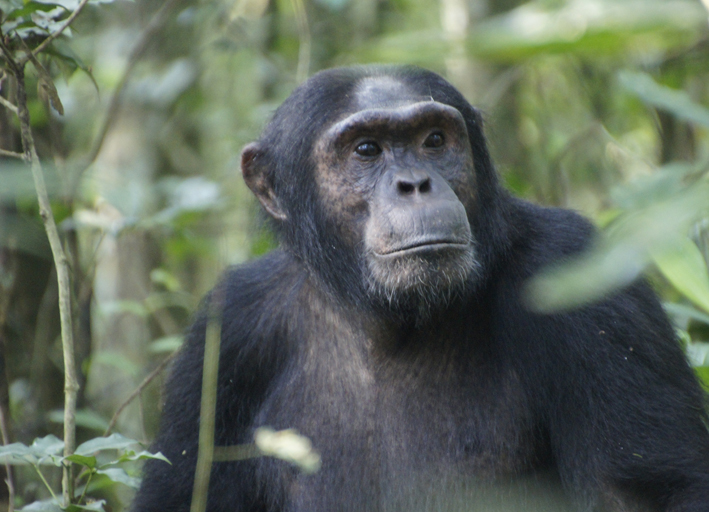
[132,66,709,512]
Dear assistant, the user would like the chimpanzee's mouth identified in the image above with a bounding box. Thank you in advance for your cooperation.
[375,239,470,257]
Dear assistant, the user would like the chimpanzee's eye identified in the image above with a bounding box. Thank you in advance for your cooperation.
[355,141,382,157]
[423,132,445,148]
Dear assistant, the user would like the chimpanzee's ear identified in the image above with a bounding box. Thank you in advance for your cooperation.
[241,142,287,221]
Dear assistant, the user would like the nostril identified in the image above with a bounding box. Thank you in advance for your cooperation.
[419,179,431,194]
[397,181,415,195]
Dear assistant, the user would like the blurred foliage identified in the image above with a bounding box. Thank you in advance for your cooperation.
[1,0,709,509]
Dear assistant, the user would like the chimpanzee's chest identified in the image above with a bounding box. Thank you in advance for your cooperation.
[252,339,548,511]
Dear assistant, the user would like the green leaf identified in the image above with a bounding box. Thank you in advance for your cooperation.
[0,435,65,466]
[64,454,97,469]
[695,366,709,390]
[18,500,63,512]
[150,268,182,292]
[148,335,183,354]
[686,342,709,367]
[4,2,66,21]
[75,433,141,456]
[0,443,38,465]
[526,182,709,312]
[664,303,709,326]
[48,408,109,432]
[96,468,141,489]
[110,450,170,465]
[45,40,100,91]
[652,239,709,314]
[619,71,709,128]
[64,501,106,512]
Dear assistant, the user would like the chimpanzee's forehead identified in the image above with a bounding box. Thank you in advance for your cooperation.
[353,75,430,110]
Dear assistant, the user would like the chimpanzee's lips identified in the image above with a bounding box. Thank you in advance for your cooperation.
[375,238,470,257]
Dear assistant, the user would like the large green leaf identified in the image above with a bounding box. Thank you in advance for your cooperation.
[619,72,709,128]
[0,435,64,466]
[75,433,140,456]
[664,303,709,326]
[652,239,709,314]
[526,181,709,312]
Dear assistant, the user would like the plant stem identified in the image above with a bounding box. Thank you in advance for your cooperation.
[190,290,223,512]
[33,466,59,503]
[14,64,79,508]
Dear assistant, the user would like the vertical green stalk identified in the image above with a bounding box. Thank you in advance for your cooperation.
[190,291,223,512]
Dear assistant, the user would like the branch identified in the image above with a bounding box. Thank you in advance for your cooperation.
[0,149,25,160]
[0,96,18,116]
[0,34,17,70]
[13,63,78,509]
[19,0,92,65]
[103,351,177,437]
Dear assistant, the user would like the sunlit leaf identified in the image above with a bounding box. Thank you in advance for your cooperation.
[652,239,709,314]
[695,367,709,389]
[526,182,709,312]
[686,342,709,367]
[111,450,170,465]
[75,433,141,456]
[254,427,321,474]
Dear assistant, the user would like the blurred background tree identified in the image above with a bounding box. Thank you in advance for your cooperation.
[1,0,708,509]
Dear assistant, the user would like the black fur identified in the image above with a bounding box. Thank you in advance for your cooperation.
[133,66,709,512]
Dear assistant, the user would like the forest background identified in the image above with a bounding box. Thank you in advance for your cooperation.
[1,0,709,510]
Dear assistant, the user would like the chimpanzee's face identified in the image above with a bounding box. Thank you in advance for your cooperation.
[312,76,479,308]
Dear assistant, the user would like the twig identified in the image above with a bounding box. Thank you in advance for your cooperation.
[0,33,17,69]
[103,351,178,436]
[9,58,78,509]
[0,149,25,160]
[19,0,92,65]
[0,96,18,116]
